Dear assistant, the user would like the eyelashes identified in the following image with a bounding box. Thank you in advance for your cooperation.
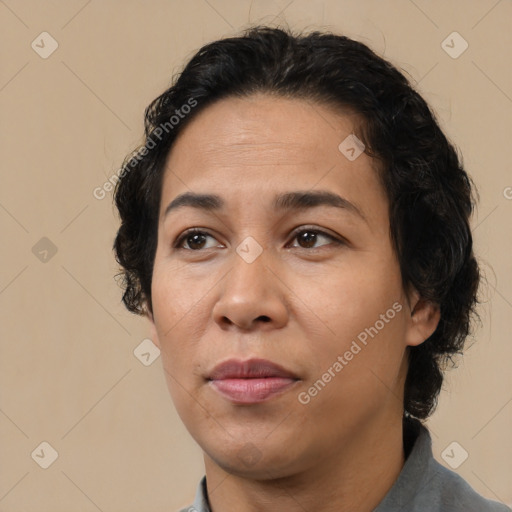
[173,226,345,252]
[174,228,217,250]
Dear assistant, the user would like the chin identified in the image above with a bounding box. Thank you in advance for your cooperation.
[205,437,308,480]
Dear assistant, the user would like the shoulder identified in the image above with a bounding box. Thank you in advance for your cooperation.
[426,457,510,512]
[375,419,510,512]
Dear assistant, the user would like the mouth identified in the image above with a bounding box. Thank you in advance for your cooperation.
[207,358,300,404]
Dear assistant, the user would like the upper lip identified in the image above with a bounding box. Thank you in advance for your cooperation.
[208,358,299,380]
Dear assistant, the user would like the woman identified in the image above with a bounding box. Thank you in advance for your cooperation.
[113,26,509,512]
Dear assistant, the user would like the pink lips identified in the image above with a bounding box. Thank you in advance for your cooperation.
[207,358,299,404]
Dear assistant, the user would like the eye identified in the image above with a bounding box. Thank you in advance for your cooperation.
[174,228,222,251]
[288,227,343,250]
[174,226,343,252]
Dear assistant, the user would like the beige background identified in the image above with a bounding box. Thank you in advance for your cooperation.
[1,0,511,510]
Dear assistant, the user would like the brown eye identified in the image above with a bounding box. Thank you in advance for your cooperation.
[175,229,219,251]
[295,230,319,249]
[289,228,342,250]
[174,227,343,252]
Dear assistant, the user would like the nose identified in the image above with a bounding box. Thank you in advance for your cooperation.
[212,248,289,332]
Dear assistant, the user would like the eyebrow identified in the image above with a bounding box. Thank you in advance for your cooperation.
[163,190,366,221]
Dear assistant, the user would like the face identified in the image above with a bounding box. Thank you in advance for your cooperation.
[148,94,438,479]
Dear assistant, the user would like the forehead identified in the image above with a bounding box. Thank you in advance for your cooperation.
[167,94,360,167]
[159,94,386,219]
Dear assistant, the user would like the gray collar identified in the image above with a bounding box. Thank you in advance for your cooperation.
[185,419,509,511]
[187,418,426,512]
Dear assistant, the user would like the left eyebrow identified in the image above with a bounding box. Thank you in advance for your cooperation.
[163,190,367,222]
[273,190,366,221]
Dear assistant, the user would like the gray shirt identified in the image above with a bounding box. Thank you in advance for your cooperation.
[179,418,510,512]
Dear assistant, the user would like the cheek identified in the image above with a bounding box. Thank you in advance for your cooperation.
[151,278,209,421]
[299,257,402,333]
[297,258,406,384]
[296,313,407,431]
[151,269,197,375]
[151,260,221,381]
[151,259,205,332]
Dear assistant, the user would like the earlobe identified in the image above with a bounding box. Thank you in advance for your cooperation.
[406,296,441,347]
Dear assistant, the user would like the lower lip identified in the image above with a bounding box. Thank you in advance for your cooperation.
[209,377,298,404]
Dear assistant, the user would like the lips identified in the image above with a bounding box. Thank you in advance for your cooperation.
[207,358,300,404]
[208,358,298,380]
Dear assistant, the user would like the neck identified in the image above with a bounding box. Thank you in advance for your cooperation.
[203,413,405,512]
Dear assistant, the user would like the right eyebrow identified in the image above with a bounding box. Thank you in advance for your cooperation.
[163,192,223,219]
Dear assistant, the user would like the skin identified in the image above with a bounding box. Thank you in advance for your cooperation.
[148,94,440,512]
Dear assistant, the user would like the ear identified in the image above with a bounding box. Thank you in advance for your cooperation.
[405,290,441,347]
[146,309,161,350]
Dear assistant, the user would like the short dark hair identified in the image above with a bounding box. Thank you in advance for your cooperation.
[113,26,480,420]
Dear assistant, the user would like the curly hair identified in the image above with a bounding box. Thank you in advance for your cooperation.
[113,26,480,420]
